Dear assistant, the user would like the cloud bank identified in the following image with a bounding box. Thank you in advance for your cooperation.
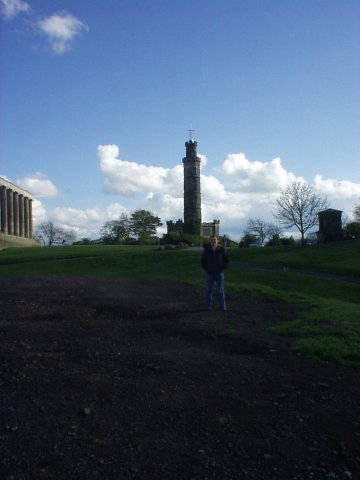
[222,153,301,192]
[98,145,183,197]
[8,145,358,242]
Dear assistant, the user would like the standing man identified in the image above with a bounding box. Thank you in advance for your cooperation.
[201,235,229,311]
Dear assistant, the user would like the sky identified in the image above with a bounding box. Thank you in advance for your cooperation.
[1,0,359,241]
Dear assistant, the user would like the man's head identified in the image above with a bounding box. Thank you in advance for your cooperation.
[209,235,218,249]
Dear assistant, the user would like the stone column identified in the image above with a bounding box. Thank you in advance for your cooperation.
[0,186,7,234]
[7,189,14,235]
[29,199,33,238]
[19,194,24,237]
[13,191,19,236]
[24,197,29,238]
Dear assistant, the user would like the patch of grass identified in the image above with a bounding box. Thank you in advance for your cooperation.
[231,242,360,276]
[226,268,360,304]
[293,336,360,367]
[224,261,360,367]
[270,294,359,367]
[0,245,202,281]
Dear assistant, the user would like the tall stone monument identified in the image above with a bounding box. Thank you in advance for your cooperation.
[183,136,202,234]
[166,133,220,238]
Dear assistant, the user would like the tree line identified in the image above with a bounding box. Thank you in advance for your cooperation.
[35,210,162,246]
[35,181,360,246]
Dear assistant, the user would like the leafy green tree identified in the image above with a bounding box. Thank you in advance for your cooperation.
[100,213,131,244]
[274,181,329,245]
[344,222,360,239]
[239,233,257,247]
[129,209,162,241]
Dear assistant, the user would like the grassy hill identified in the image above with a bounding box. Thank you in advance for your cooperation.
[1,242,359,366]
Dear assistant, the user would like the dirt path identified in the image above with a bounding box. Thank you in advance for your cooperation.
[1,274,359,479]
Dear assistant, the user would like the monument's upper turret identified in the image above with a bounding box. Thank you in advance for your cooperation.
[184,139,199,161]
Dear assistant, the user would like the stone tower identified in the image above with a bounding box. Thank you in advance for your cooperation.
[183,137,201,234]
[317,208,343,243]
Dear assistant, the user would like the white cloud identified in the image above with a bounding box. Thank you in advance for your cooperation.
[201,175,228,201]
[314,175,360,199]
[32,199,47,224]
[34,203,129,240]
[312,175,360,220]
[222,153,300,192]
[0,0,29,19]
[17,172,58,197]
[37,11,88,54]
[98,144,183,197]
[198,153,208,166]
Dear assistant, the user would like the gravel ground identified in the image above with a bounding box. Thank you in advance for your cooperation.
[0,274,359,480]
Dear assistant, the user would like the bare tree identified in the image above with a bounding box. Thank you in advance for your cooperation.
[244,218,268,243]
[274,181,329,245]
[266,222,283,239]
[35,221,76,246]
[245,218,282,244]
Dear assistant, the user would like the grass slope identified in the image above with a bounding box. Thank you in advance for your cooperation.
[1,243,359,366]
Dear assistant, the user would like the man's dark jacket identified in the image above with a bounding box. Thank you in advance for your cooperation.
[201,245,229,274]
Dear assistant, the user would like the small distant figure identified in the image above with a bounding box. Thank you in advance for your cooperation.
[201,235,229,311]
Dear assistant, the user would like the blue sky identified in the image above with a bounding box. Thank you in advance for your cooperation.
[1,0,359,240]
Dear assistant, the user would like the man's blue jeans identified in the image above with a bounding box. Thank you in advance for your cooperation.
[205,272,226,310]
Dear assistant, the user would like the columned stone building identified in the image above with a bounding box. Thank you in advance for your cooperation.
[167,135,220,238]
[0,177,37,248]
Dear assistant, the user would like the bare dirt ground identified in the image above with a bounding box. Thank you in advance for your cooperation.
[0,274,359,480]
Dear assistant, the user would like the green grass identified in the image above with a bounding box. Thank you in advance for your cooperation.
[230,241,360,276]
[0,245,201,281]
[1,243,359,366]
